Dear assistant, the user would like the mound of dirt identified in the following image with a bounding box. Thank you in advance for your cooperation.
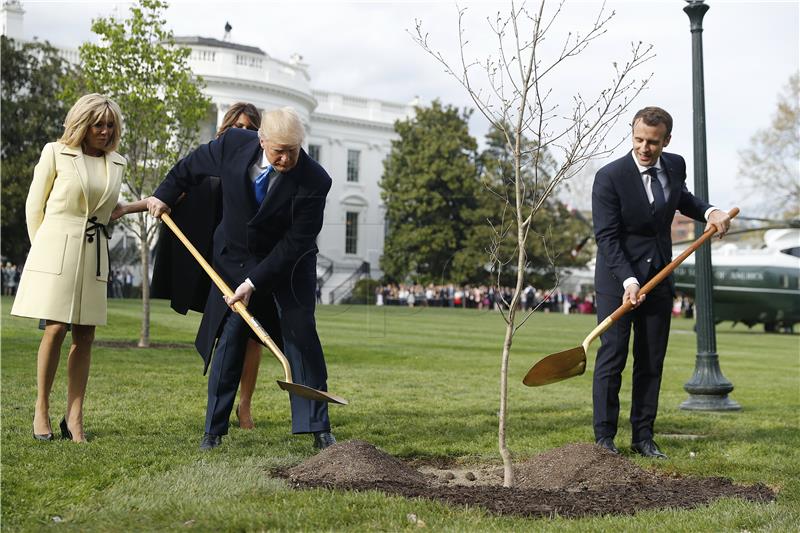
[515,442,658,491]
[282,440,775,519]
[287,440,427,488]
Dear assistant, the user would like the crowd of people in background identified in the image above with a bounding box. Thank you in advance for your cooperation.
[6,258,697,321]
[375,283,696,319]
[673,295,695,319]
[375,283,597,314]
[2,262,21,296]
[107,267,136,299]
[4,261,136,299]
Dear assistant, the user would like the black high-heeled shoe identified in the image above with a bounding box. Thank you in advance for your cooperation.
[33,417,54,441]
[59,417,73,440]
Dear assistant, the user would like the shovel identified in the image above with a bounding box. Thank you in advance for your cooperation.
[523,207,739,387]
[160,213,348,405]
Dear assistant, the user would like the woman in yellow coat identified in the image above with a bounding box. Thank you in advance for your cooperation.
[11,94,126,443]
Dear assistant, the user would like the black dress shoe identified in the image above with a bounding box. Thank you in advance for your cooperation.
[34,417,54,441]
[312,431,336,450]
[59,417,72,440]
[595,437,620,455]
[199,433,222,451]
[631,439,668,459]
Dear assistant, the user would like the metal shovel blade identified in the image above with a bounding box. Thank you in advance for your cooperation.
[522,346,587,387]
[277,380,349,405]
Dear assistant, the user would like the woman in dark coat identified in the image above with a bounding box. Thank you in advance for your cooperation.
[121,103,274,429]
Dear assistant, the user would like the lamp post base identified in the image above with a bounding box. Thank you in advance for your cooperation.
[680,393,741,411]
[679,352,741,411]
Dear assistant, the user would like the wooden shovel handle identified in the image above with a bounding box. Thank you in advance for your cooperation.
[608,207,739,323]
[159,212,294,383]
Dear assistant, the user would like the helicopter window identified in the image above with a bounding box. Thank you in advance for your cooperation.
[781,246,800,258]
[781,275,790,288]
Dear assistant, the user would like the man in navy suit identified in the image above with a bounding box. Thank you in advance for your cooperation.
[591,106,730,458]
[146,107,336,451]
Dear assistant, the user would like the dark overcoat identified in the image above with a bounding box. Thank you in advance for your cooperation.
[151,177,222,314]
[154,128,330,372]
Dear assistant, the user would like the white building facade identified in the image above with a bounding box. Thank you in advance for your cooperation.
[2,1,413,301]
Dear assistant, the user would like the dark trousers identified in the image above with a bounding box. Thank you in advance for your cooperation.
[205,311,249,436]
[204,277,330,436]
[592,281,672,443]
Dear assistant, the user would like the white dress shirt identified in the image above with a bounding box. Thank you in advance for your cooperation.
[631,151,670,205]
[243,151,274,292]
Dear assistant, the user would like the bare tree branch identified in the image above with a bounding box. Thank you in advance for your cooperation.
[413,0,652,487]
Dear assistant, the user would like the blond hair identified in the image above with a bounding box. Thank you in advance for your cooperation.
[259,107,305,145]
[59,93,124,152]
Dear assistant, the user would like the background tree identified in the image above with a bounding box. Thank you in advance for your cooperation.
[414,1,653,486]
[476,123,593,289]
[72,0,210,347]
[1,36,72,264]
[380,100,484,285]
[737,73,799,219]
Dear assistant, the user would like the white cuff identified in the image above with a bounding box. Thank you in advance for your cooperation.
[704,206,719,221]
[245,277,256,291]
[622,277,640,290]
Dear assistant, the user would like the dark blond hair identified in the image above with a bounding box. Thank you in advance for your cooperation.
[216,102,261,138]
[59,93,124,152]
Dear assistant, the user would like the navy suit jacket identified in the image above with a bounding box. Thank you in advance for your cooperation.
[591,151,710,297]
[154,128,331,368]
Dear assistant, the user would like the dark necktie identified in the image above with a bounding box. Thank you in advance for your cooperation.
[647,167,666,212]
[254,166,272,205]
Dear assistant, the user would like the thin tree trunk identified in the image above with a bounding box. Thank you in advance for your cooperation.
[499,137,529,488]
[137,213,150,348]
[498,324,514,487]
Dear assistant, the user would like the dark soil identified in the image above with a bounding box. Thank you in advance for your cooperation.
[282,440,775,519]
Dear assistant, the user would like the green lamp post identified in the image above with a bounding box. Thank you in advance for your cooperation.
[680,0,741,411]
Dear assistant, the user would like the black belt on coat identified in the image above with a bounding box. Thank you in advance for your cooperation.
[85,217,109,277]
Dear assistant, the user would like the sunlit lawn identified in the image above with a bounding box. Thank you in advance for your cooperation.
[2,296,798,531]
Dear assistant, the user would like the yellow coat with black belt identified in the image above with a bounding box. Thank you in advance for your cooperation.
[11,142,125,325]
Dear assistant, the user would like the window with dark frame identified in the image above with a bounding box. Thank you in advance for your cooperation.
[346,149,360,182]
[308,144,321,161]
[345,211,358,254]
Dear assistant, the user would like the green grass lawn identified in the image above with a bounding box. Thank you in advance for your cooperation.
[2,296,798,531]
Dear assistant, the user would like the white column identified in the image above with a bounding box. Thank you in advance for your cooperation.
[1,0,25,40]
